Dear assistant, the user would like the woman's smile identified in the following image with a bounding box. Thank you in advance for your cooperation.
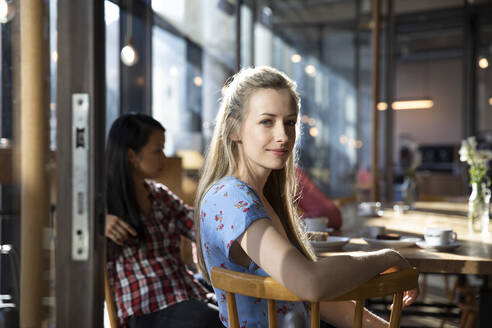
[267,148,289,157]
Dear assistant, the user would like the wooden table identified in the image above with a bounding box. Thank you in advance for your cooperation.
[318,201,492,326]
[323,202,492,275]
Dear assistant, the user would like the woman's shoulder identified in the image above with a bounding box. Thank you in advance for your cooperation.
[205,176,259,200]
[146,180,177,200]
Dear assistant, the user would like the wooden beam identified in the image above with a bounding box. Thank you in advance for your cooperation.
[371,0,381,201]
[384,0,395,202]
[236,0,243,72]
[19,0,49,326]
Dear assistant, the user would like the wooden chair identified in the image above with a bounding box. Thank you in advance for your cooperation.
[105,264,119,328]
[211,267,419,328]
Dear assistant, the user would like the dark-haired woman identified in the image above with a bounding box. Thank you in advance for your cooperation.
[105,113,221,328]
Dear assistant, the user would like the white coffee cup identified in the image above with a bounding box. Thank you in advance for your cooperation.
[424,227,457,246]
[304,217,329,231]
[358,202,382,216]
[363,225,386,238]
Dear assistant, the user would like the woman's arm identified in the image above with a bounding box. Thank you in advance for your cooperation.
[157,185,195,240]
[237,219,411,302]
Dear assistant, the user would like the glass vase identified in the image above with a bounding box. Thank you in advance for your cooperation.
[403,175,417,209]
[468,183,491,234]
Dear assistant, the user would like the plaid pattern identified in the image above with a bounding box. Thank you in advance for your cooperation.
[107,181,208,328]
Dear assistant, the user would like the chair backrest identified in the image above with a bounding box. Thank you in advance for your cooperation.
[211,267,419,328]
[105,264,119,328]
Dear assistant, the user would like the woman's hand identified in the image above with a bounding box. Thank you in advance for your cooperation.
[402,287,419,307]
[105,214,137,246]
[381,251,419,308]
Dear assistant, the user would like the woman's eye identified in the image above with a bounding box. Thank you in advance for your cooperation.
[260,119,272,126]
[285,120,297,126]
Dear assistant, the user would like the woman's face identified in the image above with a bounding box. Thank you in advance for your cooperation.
[129,129,166,180]
[234,88,297,176]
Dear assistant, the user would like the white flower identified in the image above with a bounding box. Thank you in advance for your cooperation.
[459,136,492,166]
[459,144,469,163]
[459,138,473,164]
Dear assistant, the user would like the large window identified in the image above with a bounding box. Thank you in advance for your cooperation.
[152,0,236,156]
[254,1,362,197]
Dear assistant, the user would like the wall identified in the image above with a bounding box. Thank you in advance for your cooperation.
[393,57,463,159]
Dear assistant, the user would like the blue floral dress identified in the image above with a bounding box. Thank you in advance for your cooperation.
[200,176,309,328]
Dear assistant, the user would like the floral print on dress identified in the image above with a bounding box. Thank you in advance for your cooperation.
[234,200,251,213]
[214,184,225,194]
[276,302,295,315]
[200,176,309,328]
[215,210,224,231]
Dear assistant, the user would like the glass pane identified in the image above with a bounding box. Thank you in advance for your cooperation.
[151,0,236,156]
[477,17,492,133]
[105,0,120,134]
[255,0,359,197]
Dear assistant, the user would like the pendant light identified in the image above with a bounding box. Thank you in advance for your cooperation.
[377,58,434,111]
[0,0,15,24]
[120,0,138,66]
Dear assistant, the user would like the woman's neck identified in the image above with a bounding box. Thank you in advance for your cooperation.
[233,165,271,197]
[133,175,151,216]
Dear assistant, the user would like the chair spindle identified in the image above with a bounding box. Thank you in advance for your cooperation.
[226,291,239,328]
[389,292,404,328]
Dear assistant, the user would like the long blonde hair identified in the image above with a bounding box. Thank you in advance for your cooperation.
[194,66,316,282]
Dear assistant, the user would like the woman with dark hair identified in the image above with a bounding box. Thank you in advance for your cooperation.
[105,113,221,328]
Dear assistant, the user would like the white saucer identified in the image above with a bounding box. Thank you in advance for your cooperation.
[306,227,335,233]
[310,237,350,251]
[416,240,461,252]
[363,236,421,249]
[358,209,384,217]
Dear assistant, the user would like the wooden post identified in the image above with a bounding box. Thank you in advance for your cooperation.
[385,0,395,202]
[56,0,106,327]
[371,0,381,201]
[235,0,242,72]
[19,1,49,326]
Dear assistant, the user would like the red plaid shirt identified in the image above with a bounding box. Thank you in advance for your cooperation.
[107,181,208,327]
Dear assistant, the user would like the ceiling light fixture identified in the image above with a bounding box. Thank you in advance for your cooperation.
[478,57,489,70]
[291,54,302,63]
[376,99,434,110]
[120,0,138,66]
[0,0,15,24]
[193,76,203,87]
[305,65,316,76]
[377,102,388,111]
[392,99,434,110]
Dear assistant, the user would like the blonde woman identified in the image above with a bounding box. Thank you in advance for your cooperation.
[194,66,418,328]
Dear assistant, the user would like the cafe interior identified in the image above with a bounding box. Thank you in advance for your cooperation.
[1,0,492,327]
